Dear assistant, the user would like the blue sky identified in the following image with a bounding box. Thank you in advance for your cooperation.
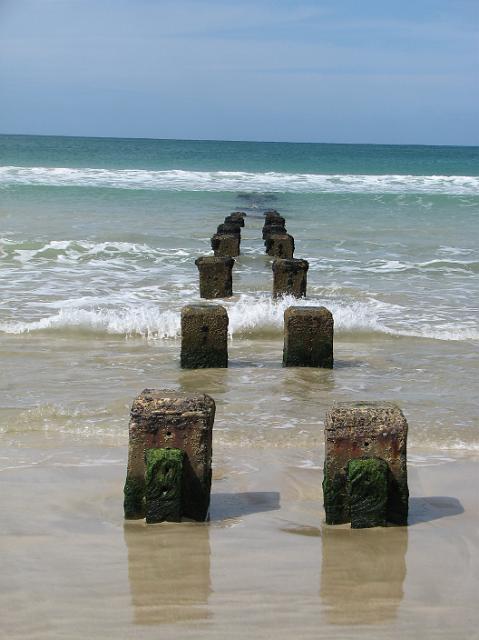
[0,0,477,144]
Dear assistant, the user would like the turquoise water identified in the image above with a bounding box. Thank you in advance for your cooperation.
[0,134,478,450]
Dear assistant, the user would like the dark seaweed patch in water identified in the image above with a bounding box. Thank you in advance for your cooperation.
[236,193,279,212]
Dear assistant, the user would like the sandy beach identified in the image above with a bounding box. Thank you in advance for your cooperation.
[1,435,478,640]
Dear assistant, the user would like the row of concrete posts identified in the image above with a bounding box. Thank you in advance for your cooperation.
[124,391,409,529]
[123,209,408,529]
[197,210,309,299]
[180,303,334,369]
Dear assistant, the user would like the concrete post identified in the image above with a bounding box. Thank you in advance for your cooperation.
[217,223,241,236]
[265,233,295,258]
[195,256,234,298]
[181,303,228,368]
[283,306,333,368]
[323,402,409,526]
[272,258,309,298]
[225,212,246,227]
[124,389,215,522]
[262,223,287,240]
[211,233,240,257]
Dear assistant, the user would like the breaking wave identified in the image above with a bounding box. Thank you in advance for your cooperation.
[1,166,479,195]
[1,295,477,342]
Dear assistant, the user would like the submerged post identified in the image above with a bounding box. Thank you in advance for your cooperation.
[323,402,409,527]
[265,233,295,259]
[124,389,215,522]
[181,303,228,368]
[195,256,234,298]
[283,306,333,367]
[211,233,240,257]
[272,258,309,298]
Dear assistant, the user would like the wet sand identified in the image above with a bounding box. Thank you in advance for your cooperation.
[1,439,477,639]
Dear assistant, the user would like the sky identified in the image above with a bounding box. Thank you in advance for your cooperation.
[0,0,478,145]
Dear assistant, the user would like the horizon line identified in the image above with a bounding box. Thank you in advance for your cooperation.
[1,132,478,149]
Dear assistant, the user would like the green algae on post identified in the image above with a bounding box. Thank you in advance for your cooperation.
[265,233,295,258]
[123,475,146,520]
[211,233,240,257]
[145,448,185,523]
[347,458,389,528]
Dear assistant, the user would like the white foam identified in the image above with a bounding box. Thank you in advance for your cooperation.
[1,294,477,341]
[1,166,478,195]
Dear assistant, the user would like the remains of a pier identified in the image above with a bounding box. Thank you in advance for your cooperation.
[262,223,287,240]
[181,303,229,368]
[217,222,241,236]
[272,258,309,298]
[283,306,333,368]
[211,233,240,257]
[323,401,409,528]
[123,389,216,523]
[195,256,234,298]
[265,233,295,258]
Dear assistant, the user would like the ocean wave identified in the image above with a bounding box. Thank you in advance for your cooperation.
[1,295,477,341]
[1,166,478,195]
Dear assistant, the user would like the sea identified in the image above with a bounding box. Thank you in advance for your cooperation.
[0,134,478,460]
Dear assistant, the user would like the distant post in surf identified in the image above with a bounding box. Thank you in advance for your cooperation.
[272,258,309,298]
[322,401,409,528]
[181,303,229,368]
[195,256,234,298]
[123,389,216,523]
[265,233,295,259]
[211,233,240,257]
[283,306,333,368]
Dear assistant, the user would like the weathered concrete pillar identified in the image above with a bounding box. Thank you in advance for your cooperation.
[225,211,246,227]
[283,306,333,368]
[323,402,409,526]
[265,233,295,258]
[262,223,287,240]
[124,389,215,522]
[263,213,285,226]
[347,458,389,528]
[181,304,228,368]
[211,233,240,257]
[145,448,185,523]
[263,209,282,222]
[272,258,309,298]
[195,256,234,298]
[217,223,240,236]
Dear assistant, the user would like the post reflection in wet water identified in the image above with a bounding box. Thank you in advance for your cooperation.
[320,526,408,625]
[124,522,211,626]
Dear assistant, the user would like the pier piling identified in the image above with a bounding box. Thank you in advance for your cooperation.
[124,389,216,522]
[273,258,309,298]
[323,402,409,527]
[265,233,295,258]
[283,306,333,367]
[211,233,240,257]
[195,255,234,298]
[181,303,229,368]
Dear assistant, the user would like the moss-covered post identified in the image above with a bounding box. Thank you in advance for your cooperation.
[211,233,240,257]
[283,306,333,367]
[323,402,409,527]
[181,303,228,368]
[195,256,234,298]
[265,233,295,258]
[124,389,216,522]
[145,448,185,523]
[272,258,309,298]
